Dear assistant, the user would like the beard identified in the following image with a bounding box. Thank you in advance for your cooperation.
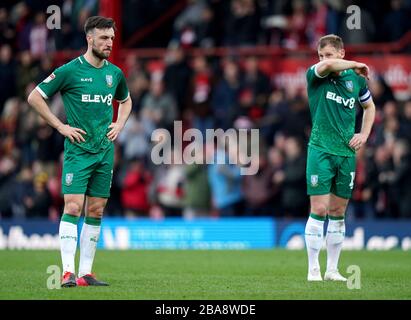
[92,46,111,60]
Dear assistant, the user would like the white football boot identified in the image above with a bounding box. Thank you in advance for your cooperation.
[307,268,323,281]
[324,269,347,281]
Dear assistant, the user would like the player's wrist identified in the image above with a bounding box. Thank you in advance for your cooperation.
[56,122,65,132]
[115,120,126,129]
[353,61,363,69]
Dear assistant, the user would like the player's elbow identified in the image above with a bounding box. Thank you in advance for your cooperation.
[316,60,333,77]
[27,89,42,107]
[27,89,38,105]
[27,90,35,106]
[318,60,333,73]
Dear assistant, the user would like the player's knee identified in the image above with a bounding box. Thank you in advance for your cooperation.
[329,206,346,216]
[88,203,104,218]
[310,203,328,216]
[64,201,82,216]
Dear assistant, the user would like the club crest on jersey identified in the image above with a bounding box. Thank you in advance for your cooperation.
[311,175,318,187]
[65,173,73,186]
[106,75,113,88]
[345,80,353,92]
[43,73,56,83]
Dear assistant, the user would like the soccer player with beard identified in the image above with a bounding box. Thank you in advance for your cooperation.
[28,16,132,287]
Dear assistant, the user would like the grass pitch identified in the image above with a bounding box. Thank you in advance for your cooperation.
[0,249,410,300]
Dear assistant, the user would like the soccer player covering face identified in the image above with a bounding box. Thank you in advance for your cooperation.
[28,16,132,287]
[304,35,375,281]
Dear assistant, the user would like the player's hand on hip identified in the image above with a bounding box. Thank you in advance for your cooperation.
[354,63,370,80]
[349,133,367,151]
[107,122,123,141]
[57,124,86,143]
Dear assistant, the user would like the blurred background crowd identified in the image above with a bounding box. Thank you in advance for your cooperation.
[1,0,411,221]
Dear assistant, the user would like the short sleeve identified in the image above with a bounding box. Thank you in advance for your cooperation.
[114,70,129,102]
[358,76,372,106]
[36,64,70,99]
[306,63,328,85]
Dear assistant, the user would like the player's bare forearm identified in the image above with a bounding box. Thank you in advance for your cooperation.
[27,89,65,131]
[349,100,375,150]
[27,89,86,143]
[317,59,369,79]
[360,100,376,139]
[107,96,132,141]
[116,97,132,128]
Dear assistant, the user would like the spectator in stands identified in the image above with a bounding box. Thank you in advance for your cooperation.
[173,0,214,48]
[35,56,54,84]
[391,139,411,217]
[163,45,192,112]
[347,147,375,219]
[0,44,17,113]
[306,0,327,48]
[282,0,308,49]
[281,94,311,140]
[183,144,211,219]
[16,51,38,100]
[35,117,64,165]
[29,12,48,59]
[127,60,149,114]
[243,153,275,216]
[121,157,152,218]
[188,55,214,136]
[0,154,19,218]
[118,112,150,162]
[211,58,241,129]
[374,116,401,150]
[140,79,178,135]
[368,76,395,110]
[11,165,34,219]
[24,171,52,218]
[150,151,185,217]
[68,0,98,49]
[46,162,64,222]
[14,89,38,165]
[1,97,20,143]
[14,2,31,52]
[224,0,261,46]
[259,89,289,145]
[208,141,244,216]
[0,8,16,47]
[273,136,308,217]
[399,100,411,141]
[367,145,398,218]
[266,145,285,216]
[382,0,411,42]
[242,55,271,109]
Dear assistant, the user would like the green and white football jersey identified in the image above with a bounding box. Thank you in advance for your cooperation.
[36,55,129,153]
[306,63,372,157]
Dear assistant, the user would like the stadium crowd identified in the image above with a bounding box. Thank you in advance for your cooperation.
[0,0,411,221]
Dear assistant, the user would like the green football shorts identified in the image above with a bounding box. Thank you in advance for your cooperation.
[306,146,356,199]
[62,142,114,198]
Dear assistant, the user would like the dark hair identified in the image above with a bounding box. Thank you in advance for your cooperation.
[318,34,344,50]
[84,16,116,34]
